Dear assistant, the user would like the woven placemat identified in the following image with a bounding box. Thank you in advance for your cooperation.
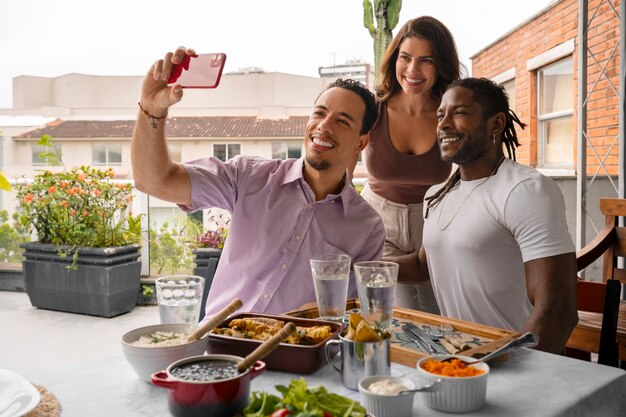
[23,385,61,417]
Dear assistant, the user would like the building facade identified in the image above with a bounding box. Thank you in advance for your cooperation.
[318,59,375,91]
[471,0,620,177]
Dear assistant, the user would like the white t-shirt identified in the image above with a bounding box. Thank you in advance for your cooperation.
[422,159,575,331]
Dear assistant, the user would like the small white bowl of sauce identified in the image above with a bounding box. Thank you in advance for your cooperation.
[358,375,416,417]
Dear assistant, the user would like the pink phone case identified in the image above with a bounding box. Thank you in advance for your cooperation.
[167,53,227,88]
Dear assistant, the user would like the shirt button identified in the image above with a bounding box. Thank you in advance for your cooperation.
[331,200,335,204]
[308,205,314,210]
[297,185,301,189]
[264,293,270,300]
[295,234,302,241]
[281,264,288,270]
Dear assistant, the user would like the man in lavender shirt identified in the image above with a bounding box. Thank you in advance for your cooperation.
[132,47,385,319]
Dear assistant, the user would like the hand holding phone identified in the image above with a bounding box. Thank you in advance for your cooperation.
[167,53,227,89]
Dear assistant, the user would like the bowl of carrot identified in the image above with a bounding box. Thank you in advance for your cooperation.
[416,355,490,413]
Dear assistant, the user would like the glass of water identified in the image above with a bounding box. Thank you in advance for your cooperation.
[354,261,398,331]
[155,275,205,325]
[310,254,351,321]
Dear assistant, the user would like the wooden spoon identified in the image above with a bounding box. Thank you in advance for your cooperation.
[186,298,243,342]
[236,322,297,373]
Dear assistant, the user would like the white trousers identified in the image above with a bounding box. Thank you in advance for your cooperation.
[361,183,440,314]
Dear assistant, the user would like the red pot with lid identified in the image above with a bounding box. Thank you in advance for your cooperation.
[151,354,265,417]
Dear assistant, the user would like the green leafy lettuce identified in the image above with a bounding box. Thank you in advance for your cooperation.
[243,378,367,417]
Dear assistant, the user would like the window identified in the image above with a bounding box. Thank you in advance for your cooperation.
[93,143,122,165]
[213,144,241,162]
[501,79,516,113]
[271,142,302,159]
[537,58,574,167]
[32,143,62,166]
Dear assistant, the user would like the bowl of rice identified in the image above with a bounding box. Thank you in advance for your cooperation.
[416,355,490,413]
[121,323,209,382]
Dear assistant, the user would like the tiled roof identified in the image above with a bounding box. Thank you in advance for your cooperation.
[14,116,309,139]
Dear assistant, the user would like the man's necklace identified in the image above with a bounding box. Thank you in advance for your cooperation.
[436,156,506,231]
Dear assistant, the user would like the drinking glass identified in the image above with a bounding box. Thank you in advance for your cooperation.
[155,275,205,325]
[310,254,351,321]
[354,261,398,331]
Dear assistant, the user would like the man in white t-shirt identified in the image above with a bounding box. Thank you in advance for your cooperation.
[393,77,578,354]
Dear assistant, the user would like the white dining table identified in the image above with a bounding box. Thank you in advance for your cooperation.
[2,292,625,417]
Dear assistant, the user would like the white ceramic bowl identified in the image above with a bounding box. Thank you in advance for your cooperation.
[121,323,209,382]
[416,354,490,413]
[358,375,416,417]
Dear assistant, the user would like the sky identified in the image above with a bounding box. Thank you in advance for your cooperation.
[0,0,555,109]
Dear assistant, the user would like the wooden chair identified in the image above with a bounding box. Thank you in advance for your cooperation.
[565,279,620,366]
[576,198,626,288]
[565,198,625,367]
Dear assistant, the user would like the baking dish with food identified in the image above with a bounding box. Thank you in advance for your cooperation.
[206,313,342,374]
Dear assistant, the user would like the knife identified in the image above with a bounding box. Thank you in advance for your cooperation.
[401,324,430,354]
[404,322,447,354]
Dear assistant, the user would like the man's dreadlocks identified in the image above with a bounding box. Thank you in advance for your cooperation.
[425,77,526,219]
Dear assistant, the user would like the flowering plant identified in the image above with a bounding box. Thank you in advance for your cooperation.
[191,210,230,249]
[14,135,141,253]
[193,226,229,249]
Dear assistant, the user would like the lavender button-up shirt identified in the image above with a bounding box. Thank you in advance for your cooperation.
[180,155,385,319]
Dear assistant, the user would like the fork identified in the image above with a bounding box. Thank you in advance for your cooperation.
[438,323,457,335]
[422,325,460,354]
[433,324,473,352]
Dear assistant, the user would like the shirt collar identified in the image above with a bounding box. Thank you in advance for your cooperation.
[283,158,351,217]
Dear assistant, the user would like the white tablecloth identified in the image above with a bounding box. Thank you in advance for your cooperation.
[2,292,625,416]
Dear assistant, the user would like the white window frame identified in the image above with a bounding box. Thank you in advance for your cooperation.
[92,143,122,166]
[536,57,574,168]
[213,143,241,162]
[271,141,302,160]
[32,143,62,166]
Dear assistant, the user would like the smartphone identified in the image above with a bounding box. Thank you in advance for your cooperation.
[167,53,227,88]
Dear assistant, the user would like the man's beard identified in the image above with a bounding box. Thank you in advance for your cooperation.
[305,155,330,171]
[444,121,490,165]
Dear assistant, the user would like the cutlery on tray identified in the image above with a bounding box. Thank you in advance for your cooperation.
[422,324,472,354]
[402,323,447,354]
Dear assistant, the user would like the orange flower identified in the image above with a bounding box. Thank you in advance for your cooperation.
[71,209,77,216]
[60,200,69,207]
[59,180,69,189]
[83,211,89,217]
[92,189,102,197]
[77,174,86,181]
[23,194,34,203]
[48,185,56,193]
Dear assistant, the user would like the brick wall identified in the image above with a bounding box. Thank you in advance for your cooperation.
[471,0,621,175]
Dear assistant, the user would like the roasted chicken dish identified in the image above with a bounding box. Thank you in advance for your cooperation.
[213,317,333,345]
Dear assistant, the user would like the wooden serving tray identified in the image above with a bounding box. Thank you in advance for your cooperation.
[284,299,520,368]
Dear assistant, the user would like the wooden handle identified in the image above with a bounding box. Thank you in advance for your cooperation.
[236,322,297,373]
[445,334,471,351]
[186,298,243,342]
[440,338,460,354]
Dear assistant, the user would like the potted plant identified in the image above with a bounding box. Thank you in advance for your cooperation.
[14,135,142,317]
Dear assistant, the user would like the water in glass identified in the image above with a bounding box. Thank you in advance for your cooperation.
[310,254,351,321]
[156,275,205,325]
[354,262,398,330]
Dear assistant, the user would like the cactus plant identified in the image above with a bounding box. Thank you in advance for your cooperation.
[363,0,402,87]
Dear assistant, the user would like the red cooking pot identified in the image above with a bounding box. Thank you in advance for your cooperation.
[151,354,266,417]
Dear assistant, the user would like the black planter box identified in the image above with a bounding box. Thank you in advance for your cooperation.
[192,248,221,320]
[21,243,141,318]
